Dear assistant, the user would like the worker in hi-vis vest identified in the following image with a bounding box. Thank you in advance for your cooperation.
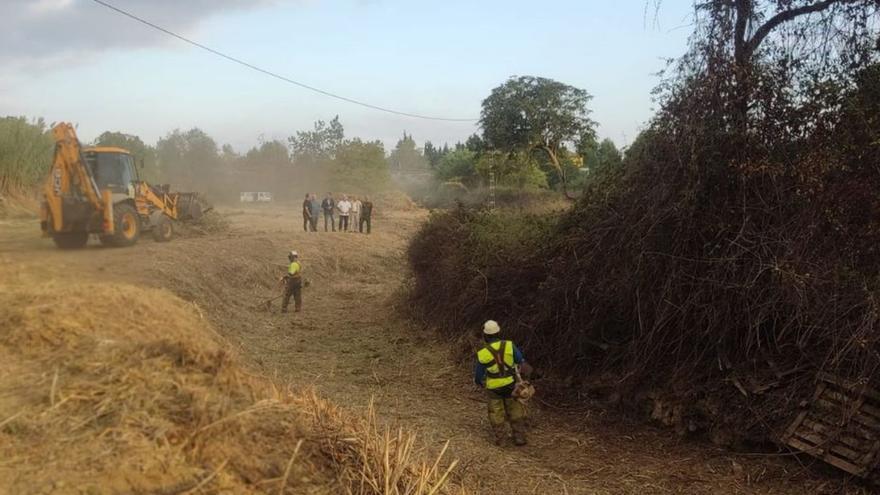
[474,320,529,446]
[281,250,303,313]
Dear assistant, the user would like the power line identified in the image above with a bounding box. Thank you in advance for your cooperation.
[89,0,478,122]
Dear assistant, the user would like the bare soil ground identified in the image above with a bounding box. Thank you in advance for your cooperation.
[0,204,871,494]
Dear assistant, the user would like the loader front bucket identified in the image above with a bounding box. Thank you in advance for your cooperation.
[176,193,212,221]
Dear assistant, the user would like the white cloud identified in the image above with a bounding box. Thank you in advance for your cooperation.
[2,0,277,71]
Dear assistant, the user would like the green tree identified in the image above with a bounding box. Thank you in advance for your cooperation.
[156,128,221,191]
[464,134,486,153]
[424,140,448,168]
[93,131,159,182]
[388,132,429,172]
[288,116,344,165]
[476,151,548,189]
[577,136,622,173]
[332,138,389,192]
[220,143,239,167]
[245,140,290,168]
[435,149,478,186]
[480,76,595,197]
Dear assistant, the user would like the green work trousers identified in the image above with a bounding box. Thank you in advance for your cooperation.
[487,389,527,445]
[282,277,302,312]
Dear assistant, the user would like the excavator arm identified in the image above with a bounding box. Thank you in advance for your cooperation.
[42,123,114,234]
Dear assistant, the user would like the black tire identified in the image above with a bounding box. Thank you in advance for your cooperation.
[52,231,89,249]
[100,203,140,247]
[152,216,174,242]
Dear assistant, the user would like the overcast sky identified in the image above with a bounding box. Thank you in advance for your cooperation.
[1,0,694,152]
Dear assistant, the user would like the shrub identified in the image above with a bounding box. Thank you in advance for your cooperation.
[0,117,53,196]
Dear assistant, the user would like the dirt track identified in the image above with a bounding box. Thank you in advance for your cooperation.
[0,205,869,494]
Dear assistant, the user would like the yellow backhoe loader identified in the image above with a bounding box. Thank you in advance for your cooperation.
[40,122,210,249]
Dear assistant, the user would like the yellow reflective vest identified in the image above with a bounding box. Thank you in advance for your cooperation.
[288,261,302,277]
[477,340,516,390]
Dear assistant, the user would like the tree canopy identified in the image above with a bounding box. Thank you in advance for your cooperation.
[156,128,220,190]
[480,76,595,197]
[288,116,344,164]
[388,132,429,172]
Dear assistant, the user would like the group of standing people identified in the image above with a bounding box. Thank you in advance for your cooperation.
[302,192,373,234]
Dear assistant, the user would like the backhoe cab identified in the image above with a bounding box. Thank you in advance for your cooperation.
[40,122,208,249]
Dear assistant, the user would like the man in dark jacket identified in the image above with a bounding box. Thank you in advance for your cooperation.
[321,193,336,232]
[359,197,373,234]
[301,193,311,232]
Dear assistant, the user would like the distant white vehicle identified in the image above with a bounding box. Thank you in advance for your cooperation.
[240,192,273,202]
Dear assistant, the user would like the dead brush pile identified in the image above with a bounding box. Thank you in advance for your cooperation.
[0,281,465,495]
[175,210,231,238]
[408,23,880,446]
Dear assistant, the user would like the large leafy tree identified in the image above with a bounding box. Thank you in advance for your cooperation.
[156,128,220,190]
[288,116,344,165]
[333,138,389,192]
[480,76,595,198]
[245,140,290,169]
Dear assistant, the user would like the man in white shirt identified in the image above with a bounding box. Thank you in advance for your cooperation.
[350,196,362,233]
[336,195,352,231]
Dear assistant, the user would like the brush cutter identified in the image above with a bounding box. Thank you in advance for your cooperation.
[255,294,284,311]
[257,275,312,311]
[512,365,536,404]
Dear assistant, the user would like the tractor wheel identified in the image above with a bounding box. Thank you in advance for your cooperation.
[51,231,89,249]
[100,203,140,247]
[152,216,174,242]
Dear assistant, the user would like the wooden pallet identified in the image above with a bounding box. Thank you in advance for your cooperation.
[781,372,880,480]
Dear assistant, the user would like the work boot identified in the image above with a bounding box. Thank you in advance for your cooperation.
[511,420,528,446]
[491,424,507,446]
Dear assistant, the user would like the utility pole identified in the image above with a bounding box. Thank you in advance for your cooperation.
[488,166,496,211]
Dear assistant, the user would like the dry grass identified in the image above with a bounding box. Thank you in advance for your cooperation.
[0,279,466,494]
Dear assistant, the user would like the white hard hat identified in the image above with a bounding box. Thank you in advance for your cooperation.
[483,320,501,335]
[289,250,299,258]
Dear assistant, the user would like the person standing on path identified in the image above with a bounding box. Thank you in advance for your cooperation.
[321,193,336,232]
[337,195,352,232]
[280,250,303,313]
[474,320,529,446]
[301,193,312,232]
[351,196,362,233]
[308,193,320,232]
[359,197,373,234]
